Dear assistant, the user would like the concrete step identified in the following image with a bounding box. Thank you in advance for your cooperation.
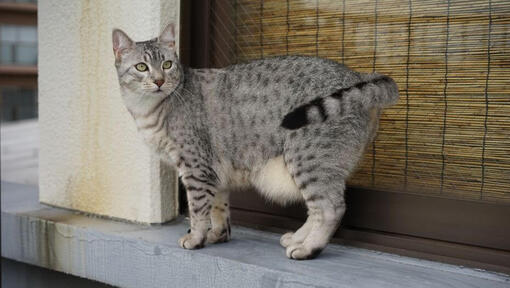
[2,182,509,288]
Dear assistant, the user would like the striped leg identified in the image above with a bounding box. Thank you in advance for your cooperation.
[207,189,231,244]
[286,180,346,260]
[283,134,350,259]
[178,173,217,250]
[281,112,370,259]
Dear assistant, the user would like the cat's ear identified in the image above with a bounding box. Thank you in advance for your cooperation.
[112,28,134,60]
[158,23,175,48]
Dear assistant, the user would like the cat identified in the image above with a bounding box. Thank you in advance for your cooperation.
[112,23,399,260]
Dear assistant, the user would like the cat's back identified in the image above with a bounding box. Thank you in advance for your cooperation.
[225,55,355,83]
[221,56,361,106]
[226,55,348,73]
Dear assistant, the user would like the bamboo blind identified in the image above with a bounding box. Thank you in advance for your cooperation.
[208,0,510,204]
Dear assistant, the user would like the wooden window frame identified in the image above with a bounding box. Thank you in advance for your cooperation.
[0,2,38,87]
[0,2,37,26]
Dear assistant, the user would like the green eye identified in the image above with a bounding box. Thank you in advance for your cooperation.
[135,63,148,72]
[162,60,172,69]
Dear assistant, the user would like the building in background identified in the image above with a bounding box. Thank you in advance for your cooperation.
[0,0,37,122]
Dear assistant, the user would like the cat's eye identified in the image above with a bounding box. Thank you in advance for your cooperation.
[162,60,172,69]
[135,63,148,72]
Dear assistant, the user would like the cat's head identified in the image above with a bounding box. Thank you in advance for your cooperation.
[112,24,181,111]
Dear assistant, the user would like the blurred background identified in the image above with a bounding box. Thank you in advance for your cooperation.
[0,0,39,186]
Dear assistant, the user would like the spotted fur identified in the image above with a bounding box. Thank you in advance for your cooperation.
[112,24,399,260]
[281,75,399,130]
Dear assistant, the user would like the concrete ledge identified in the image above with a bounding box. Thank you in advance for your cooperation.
[2,182,509,288]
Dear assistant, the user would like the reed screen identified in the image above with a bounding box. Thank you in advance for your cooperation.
[208,0,510,203]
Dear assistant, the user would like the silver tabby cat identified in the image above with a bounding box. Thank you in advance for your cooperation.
[112,24,398,260]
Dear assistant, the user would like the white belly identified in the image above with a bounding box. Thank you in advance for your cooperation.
[251,156,303,205]
[217,156,303,205]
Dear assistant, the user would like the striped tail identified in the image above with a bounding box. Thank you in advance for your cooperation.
[281,73,399,130]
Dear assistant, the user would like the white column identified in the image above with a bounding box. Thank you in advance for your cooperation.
[38,0,180,223]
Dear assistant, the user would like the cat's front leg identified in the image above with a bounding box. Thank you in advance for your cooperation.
[207,189,231,244]
[179,172,217,250]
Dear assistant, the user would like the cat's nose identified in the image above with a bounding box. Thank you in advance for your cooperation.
[154,79,165,87]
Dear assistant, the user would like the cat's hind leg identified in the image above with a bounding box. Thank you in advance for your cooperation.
[207,189,231,244]
[283,158,346,259]
[282,120,366,259]
[280,217,313,248]
[285,180,346,260]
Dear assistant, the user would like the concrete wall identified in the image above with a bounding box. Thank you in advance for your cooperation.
[38,0,180,223]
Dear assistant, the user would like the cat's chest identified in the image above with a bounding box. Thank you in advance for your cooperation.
[140,128,179,163]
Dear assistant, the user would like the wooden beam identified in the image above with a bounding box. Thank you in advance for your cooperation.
[0,3,37,26]
[0,65,37,87]
[230,186,510,251]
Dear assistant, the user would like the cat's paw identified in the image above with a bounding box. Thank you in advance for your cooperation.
[206,228,230,244]
[286,243,323,260]
[178,233,206,250]
[280,232,295,248]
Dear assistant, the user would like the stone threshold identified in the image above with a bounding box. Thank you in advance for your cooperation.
[2,182,509,288]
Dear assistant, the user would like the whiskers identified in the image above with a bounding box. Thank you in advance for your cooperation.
[141,83,158,92]
[172,87,196,120]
